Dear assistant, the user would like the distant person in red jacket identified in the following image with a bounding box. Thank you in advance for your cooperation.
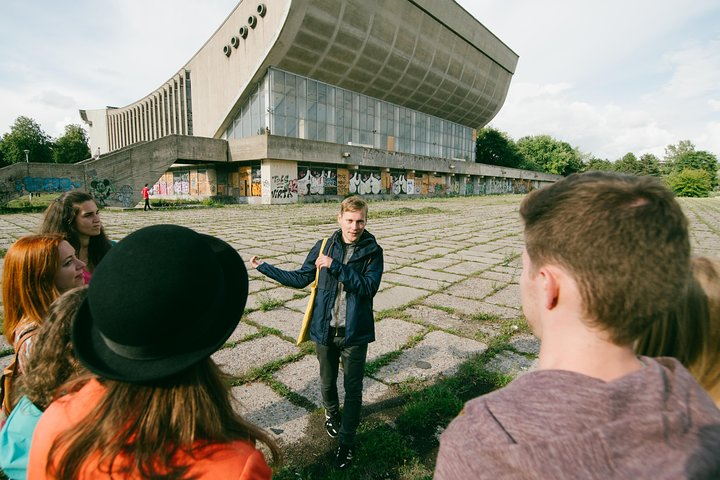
[141,183,152,211]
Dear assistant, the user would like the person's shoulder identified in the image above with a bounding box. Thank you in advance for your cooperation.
[193,440,271,479]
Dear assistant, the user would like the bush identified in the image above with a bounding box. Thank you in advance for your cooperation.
[665,168,712,197]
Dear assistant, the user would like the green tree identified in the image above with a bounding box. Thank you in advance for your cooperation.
[475,127,523,168]
[516,135,583,176]
[666,168,712,197]
[674,150,718,189]
[53,124,91,164]
[584,157,614,172]
[614,152,642,174]
[638,153,661,176]
[0,116,53,164]
[664,140,696,165]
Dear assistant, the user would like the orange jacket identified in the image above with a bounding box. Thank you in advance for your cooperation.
[28,379,272,479]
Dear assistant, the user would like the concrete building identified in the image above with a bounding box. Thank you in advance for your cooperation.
[78,0,558,205]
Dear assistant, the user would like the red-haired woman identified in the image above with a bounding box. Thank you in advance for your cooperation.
[39,191,112,283]
[1,234,85,416]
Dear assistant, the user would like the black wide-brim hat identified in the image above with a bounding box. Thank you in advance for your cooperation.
[73,224,248,383]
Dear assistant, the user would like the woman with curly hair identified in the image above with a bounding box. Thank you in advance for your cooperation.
[0,287,88,479]
[39,191,112,282]
[2,234,86,417]
[28,225,280,479]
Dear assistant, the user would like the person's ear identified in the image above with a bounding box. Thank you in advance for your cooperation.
[540,268,560,310]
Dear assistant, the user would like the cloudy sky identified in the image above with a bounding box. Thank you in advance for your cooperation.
[1,0,718,160]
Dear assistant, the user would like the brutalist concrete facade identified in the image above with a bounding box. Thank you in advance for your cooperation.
[71,0,560,206]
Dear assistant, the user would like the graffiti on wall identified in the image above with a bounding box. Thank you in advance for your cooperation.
[173,171,190,195]
[297,167,338,196]
[153,179,168,195]
[251,167,262,196]
[89,178,116,206]
[406,179,415,195]
[15,177,81,194]
[349,171,382,195]
[337,170,349,196]
[465,181,474,195]
[390,173,407,194]
[115,185,134,208]
[270,175,298,199]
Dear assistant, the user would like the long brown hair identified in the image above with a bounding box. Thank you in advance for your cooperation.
[48,359,281,478]
[39,190,112,269]
[2,234,65,344]
[18,287,87,410]
[636,256,720,404]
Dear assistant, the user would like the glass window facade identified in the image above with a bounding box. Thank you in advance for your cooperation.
[225,68,475,162]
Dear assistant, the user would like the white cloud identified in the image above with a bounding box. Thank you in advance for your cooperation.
[661,39,720,99]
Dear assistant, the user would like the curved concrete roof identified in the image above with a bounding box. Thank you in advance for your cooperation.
[105,0,517,143]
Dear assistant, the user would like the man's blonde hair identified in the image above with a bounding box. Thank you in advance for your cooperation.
[340,196,368,217]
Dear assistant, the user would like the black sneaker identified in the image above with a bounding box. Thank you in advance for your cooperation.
[335,443,354,470]
[324,412,340,438]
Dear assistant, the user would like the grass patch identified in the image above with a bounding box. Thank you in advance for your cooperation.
[371,206,443,219]
[257,295,284,311]
[270,334,523,478]
[470,312,501,322]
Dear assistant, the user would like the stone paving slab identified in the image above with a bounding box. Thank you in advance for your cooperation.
[404,305,502,339]
[227,322,260,343]
[421,293,489,316]
[508,334,540,355]
[232,382,310,446]
[445,276,499,300]
[373,285,429,311]
[273,355,391,409]
[479,270,517,283]
[484,350,536,376]
[484,284,522,309]
[247,307,306,339]
[374,331,487,384]
[444,261,489,275]
[393,266,466,283]
[412,257,462,271]
[381,272,450,292]
[212,335,299,377]
[368,318,426,363]
[246,286,302,310]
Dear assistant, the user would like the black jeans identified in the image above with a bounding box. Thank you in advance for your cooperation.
[316,337,368,446]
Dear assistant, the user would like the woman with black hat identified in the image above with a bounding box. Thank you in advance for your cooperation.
[27,225,280,479]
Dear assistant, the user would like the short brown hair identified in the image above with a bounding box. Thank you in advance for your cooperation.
[340,195,368,217]
[520,172,690,345]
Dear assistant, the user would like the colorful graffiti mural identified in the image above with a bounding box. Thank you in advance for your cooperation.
[15,177,81,194]
[173,171,190,195]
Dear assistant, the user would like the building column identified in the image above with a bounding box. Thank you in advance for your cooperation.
[260,159,299,205]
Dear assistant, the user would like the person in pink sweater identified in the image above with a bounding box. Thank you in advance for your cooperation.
[435,172,720,479]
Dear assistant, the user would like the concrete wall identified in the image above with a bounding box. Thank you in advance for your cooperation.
[0,135,227,207]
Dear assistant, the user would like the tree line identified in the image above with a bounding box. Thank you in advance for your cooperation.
[0,116,91,166]
[475,127,719,197]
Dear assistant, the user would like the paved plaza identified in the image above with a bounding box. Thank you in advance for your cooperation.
[1,195,719,447]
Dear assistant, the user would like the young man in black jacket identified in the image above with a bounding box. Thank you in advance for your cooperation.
[251,196,383,469]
